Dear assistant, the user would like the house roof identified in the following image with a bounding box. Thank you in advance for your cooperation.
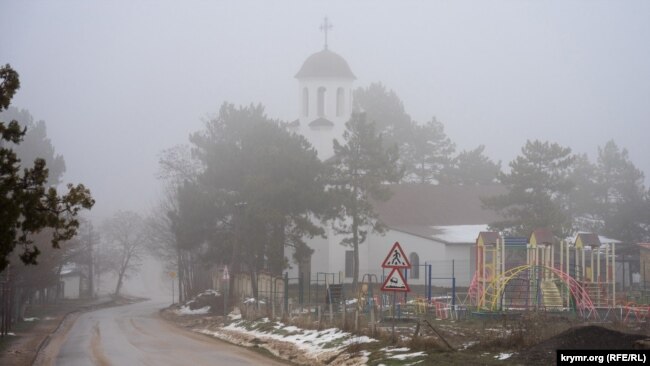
[373,184,505,243]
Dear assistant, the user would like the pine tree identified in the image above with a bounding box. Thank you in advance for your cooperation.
[403,117,456,184]
[595,140,648,243]
[440,145,501,186]
[329,112,402,288]
[0,64,94,271]
[482,140,575,237]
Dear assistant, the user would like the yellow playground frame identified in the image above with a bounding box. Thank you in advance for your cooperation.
[470,230,616,318]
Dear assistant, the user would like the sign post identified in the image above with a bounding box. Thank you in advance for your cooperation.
[380,242,411,341]
[222,265,230,316]
[168,271,177,305]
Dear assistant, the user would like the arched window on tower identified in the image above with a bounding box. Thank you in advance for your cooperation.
[410,252,420,279]
[336,87,344,117]
[317,87,326,117]
[302,88,309,117]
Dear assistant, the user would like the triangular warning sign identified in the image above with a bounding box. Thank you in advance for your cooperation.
[381,268,410,292]
[381,242,411,268]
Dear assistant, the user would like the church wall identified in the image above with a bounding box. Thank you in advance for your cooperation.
[322,228,450,286]
[285,233,330,280]
[288,226,474,290]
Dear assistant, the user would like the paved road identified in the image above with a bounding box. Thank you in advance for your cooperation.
[48,300,287,366]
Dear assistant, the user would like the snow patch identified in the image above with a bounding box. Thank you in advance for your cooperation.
[175,305,210,315]
[23,317,39,322]
[496,352,513,360]
[388,351,425,360]
[206,319,377,358]
[381,346,410,353]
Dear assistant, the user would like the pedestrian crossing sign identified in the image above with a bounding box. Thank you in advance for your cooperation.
[381,242,411,269]
[381,268,410,292]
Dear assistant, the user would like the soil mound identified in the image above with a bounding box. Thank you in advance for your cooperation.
[516,325,647,365]
[187,289,223,313]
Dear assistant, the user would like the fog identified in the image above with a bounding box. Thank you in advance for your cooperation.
[1,0,649,219]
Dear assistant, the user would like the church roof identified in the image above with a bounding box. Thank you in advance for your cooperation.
[372,184,506,242]
[295,49,356,79]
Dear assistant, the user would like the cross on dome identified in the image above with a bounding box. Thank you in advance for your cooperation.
[320,17,332,50]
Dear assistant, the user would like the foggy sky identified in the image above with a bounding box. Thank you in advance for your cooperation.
[1,1,649,219]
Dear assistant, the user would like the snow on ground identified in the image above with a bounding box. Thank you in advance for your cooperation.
[461,341,478,350]
[23,317,39,322]
[175,305,210,315]
[221,319,376,357]
[388,351,426,360]
[195,316,378,365]
[495,352,513,360]
[200,289,220,296]
[381,346,410,353]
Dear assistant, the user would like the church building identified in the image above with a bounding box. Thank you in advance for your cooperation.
[285,19,498,289]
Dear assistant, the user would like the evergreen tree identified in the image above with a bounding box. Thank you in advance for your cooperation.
[0,107,66,185]
[402,117,456,184]
[482,140,575,237]
[567,153,601,232]
[0,64,94,271]
[440,145,500,186]
[188,103,328,281]
[595,140,648,243]
[329,112,402,288]
[353,82,413,147]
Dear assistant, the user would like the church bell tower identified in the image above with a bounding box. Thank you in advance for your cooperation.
[295,17,356,160]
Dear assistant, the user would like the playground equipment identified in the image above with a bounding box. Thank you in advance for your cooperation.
[470,230,617,319]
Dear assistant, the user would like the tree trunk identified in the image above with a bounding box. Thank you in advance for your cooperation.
[269,220,286,276]
[298,251,311,304]
[114,275,123,296]
[114,265,127,296]
[177,247,184,303]
[352,184,360,290]
[88,238,94,298]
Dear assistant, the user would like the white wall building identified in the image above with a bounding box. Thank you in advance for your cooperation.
[287,184,505,288]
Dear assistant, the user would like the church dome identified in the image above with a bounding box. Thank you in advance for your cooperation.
[295,49,356,79]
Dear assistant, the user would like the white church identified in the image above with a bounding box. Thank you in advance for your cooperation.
[285,20,501,288]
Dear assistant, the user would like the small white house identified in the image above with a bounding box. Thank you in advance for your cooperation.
[60,264,88,299]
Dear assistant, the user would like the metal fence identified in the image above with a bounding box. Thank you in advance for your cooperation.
[236,260,469,324]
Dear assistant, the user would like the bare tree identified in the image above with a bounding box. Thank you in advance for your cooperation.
[145,187,186,302]
[102,211,147,296]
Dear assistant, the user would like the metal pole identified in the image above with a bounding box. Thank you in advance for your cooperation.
[612,243,616,307]
[452,260,456,307]
[224,280,229,316]
[392,291,396,342]
[284,272,289,317]
[404,268,408,303]
[428,264,432,302]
